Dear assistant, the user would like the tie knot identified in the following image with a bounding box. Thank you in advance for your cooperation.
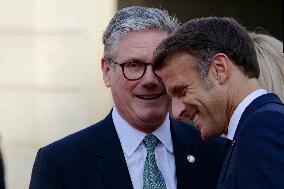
[143,134,158,151]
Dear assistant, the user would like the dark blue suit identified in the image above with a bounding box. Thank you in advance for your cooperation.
[30,111,225,189]
[0,150,4,189]
[217,93,284,189]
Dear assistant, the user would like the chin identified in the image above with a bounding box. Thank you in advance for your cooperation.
[139,111,166,124]
[200,128,212,141]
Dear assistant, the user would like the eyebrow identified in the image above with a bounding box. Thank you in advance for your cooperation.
[169,84,187,97]
[123,57,148,63]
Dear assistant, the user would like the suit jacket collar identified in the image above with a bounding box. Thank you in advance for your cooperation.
[217,93,282,187]
[234,93,282,141]
[94,111,134,189]
[94,111,204,189]
[112,107,173,157]
[227,89,267,140]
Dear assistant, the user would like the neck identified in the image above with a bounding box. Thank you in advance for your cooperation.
[226,77,261,123]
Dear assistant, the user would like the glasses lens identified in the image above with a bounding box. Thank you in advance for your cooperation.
[153,69,162,79]
[123,62,145,80]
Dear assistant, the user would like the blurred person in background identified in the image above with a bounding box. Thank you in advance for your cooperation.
[249,31,284,102]
[154,16,284,189]
[29,6,225,189]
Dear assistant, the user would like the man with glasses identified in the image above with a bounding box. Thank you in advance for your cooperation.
[29,6,225,189]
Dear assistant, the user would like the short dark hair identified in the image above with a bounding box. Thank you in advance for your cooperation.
[154,17,259,79]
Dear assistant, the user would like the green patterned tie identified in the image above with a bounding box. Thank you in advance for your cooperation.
[143,134,167,189]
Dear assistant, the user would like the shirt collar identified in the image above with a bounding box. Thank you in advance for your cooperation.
[226,89,267,140]
[112,106,173,157]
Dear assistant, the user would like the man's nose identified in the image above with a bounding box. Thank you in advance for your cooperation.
[141,65,159,85]
[171,97,186,120]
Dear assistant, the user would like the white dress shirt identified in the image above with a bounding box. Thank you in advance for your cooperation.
[226,89,267,140]
[112,106,177,189]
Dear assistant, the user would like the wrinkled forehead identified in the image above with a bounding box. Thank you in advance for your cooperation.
[115,30,169,61]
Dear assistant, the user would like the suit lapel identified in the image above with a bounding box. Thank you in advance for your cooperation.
[236,93,282,140]
[217,141,235,186]
[96,148,133,189]
[95,112,133,189]
[171,119,202,189]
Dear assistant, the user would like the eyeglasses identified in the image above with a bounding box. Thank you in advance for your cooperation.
[106,58,161,81]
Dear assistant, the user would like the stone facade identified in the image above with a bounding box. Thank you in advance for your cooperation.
[0,0,115,188]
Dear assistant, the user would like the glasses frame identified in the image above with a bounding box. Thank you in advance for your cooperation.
[106,58,160,81]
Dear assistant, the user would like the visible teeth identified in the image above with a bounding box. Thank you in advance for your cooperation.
[143,96,157,99]
[193,114,199,124]
[137,95,160,99]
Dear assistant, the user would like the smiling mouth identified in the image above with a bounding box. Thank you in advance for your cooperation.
[136,93,163,100]
[190,110,199,125]
[193,114,199,125]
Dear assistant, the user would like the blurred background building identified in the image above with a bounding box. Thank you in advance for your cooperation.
[119,0,282,40]
[0,0,115,188]
[0,0,282,188]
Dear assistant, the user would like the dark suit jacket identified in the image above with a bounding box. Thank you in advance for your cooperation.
[0,149,4,189]
[30,111,225,189]
[217,93,284,189]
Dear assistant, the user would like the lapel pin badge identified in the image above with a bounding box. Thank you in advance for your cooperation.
[187,155,195,163]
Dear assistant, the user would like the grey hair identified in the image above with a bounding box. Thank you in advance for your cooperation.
[102,6,178,59]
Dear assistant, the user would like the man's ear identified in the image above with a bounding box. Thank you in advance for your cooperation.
[101,58,112,87]
[210,53,230,85]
